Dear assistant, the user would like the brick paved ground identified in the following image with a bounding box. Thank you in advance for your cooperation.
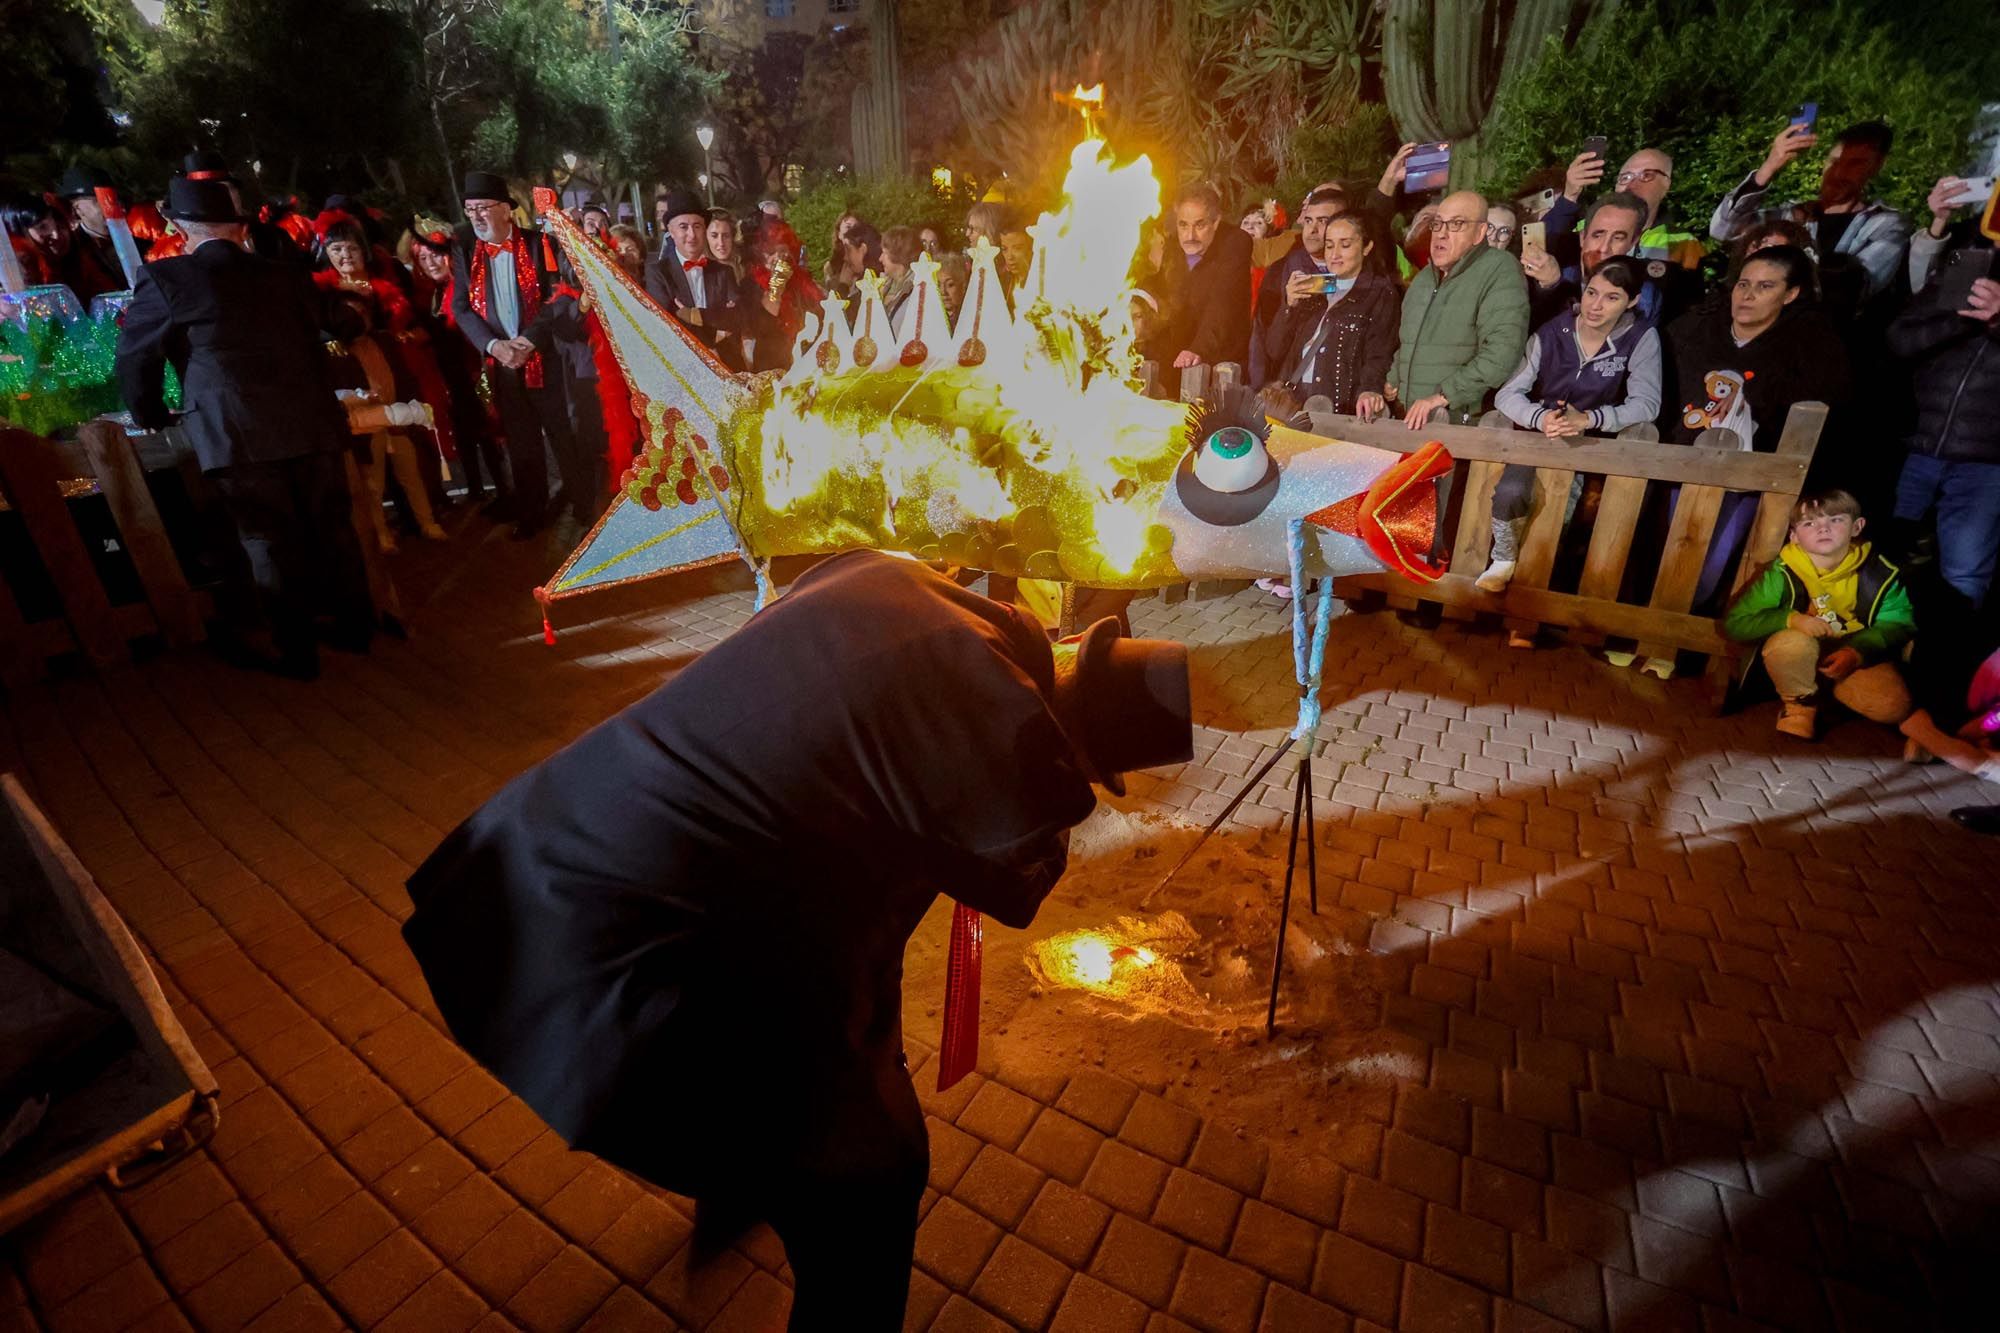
[2,528,1997,1333]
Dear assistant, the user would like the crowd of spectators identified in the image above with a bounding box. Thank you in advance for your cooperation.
[5,112,1997,798]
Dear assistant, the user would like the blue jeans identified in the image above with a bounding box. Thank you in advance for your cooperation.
[1895,453,2000,607]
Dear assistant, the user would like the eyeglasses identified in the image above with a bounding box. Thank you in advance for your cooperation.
[1487,225,1517,239]
[1617,169,1671,185]
[1432,217,1483,234]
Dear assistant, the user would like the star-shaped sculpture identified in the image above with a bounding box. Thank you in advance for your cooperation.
[910,251,942,290]
[857,269,887,302]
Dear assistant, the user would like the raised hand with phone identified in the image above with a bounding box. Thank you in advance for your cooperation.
[1709,113,1911,300]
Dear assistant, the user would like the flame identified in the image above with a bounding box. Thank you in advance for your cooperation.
[1043,930,1157,991]
[748,95,1185,584]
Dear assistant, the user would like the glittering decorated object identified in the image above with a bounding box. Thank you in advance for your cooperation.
[0,291,177,438]
[541,132,1451,609]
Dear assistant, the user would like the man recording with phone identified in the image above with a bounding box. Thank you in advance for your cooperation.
[1710,115,1912,301]
[1542,141,1705,275]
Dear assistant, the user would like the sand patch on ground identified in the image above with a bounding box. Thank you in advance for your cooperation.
[902,801,1406,1147]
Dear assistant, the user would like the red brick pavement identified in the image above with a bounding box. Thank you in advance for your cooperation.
[2,529,1997,1332]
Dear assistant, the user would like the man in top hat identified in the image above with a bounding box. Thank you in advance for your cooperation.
[448,170,600,539]
[182,151,302,264]
[645,188,746,371]
[402,550,1193,1329]
[115,176,374,678]
[57,165,139,276]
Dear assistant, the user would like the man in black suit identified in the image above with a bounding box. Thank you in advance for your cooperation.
[645,189,746,371]
[448,171,591,539]
[115,178,373,679]
[1163,182,1253,394]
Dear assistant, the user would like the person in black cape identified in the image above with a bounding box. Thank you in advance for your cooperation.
[401,552,1193,1328]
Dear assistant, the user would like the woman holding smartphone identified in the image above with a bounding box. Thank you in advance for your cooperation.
[1261,212,1401,414]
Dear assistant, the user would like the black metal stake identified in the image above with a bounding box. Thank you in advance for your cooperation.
[1266,753,1307,1036]
[1301,748,1318,915]
[1148,739,1293,901]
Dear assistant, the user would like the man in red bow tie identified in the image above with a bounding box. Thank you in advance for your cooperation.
[645,189,746,371]
[449,170,602,539]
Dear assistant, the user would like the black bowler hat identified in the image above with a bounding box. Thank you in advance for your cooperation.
[462,171,515,207]
[58,165,114,199]
[182,151,237,183]
[163,177,247,224]
[1049,618,1193,796]
[655,189,705,226]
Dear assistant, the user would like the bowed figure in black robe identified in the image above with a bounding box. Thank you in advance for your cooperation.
[402,551,1192,1328]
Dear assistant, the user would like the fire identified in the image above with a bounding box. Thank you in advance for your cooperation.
[1043,930,1157,991]
[739,90,1188,585]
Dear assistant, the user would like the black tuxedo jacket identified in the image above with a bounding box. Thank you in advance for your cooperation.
[115,239,354,473]
[644,249,746,369]
[447,223,592,380]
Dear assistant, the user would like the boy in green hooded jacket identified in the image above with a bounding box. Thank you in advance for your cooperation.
[1723,489,1915,740]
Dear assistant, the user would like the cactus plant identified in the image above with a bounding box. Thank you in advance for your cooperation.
[1382,0,1597,185]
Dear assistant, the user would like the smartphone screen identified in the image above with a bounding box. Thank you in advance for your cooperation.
[1522,221,1547,251]
[1404,142,1452,194]
[1791,102,1819,132]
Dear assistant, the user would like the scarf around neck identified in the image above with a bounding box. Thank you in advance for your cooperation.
[469,227,545,387]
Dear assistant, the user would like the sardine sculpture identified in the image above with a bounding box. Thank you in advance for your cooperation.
[531,135,1453,1060]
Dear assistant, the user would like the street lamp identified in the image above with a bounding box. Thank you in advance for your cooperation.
[696,125,715,204]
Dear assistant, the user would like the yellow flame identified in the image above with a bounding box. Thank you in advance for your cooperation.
[1046,931,1156,990]
[758,99,1182,581]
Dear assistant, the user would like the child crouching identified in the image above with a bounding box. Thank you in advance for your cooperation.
[1723,489,1914,740]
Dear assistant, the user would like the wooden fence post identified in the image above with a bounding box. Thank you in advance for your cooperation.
[1179,362,1209,404]
[79,420,205,648]
[0,428,129,671]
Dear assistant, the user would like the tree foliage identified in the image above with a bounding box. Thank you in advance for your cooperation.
[1481,0,1995,226]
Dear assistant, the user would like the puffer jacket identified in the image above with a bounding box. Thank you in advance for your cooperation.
[1888,249,2000,465]
[1387,241,1530,423]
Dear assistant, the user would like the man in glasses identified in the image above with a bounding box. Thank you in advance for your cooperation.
[1374,191,1528,429]
[1548,144,1707,275]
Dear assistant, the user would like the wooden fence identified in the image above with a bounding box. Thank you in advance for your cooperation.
[1145,357,1825,687]
[0,333,409,688]
[1314,403,1825,685]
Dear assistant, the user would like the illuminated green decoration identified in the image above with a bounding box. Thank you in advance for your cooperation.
[0,304,178,438]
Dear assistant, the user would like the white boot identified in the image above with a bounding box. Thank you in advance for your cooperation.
[1476,516,1524,592]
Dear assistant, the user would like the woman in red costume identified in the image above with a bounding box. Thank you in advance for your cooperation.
[317,217,445,550]
[409,225,508,512]
[744,217,824,373]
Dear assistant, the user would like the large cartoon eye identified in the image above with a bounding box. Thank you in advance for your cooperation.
[1194,426,1270,494]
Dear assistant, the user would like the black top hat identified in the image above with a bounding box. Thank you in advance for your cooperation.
[656,189,705,225]
[58,166,114,199]
[182,151,237,183]
[1049,618,1193,796]
[163,177,247,224]
[462,171,515,207]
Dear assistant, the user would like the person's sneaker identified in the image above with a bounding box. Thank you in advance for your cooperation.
[1254,577,1293,600]
[1475,559,1515,593]
[1506,629,1535,649]
[1641,656,1674,679]
[1775,700,1817,740]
